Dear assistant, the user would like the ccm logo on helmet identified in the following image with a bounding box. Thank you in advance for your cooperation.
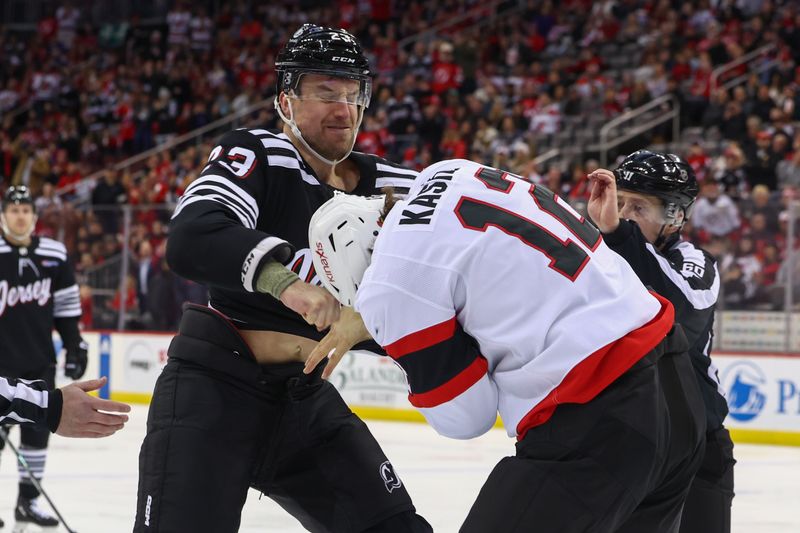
[315,242,335,283]
[331,56,356,63]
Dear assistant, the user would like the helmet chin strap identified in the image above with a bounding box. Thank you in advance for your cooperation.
[0,213,36,243]
[274,95,365,168]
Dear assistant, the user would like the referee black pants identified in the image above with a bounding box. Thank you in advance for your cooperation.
[461,326,706,533]
[134,306,431,533]
[678,426,735,533]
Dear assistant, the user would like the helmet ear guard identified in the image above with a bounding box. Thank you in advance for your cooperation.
[308,193,384,306]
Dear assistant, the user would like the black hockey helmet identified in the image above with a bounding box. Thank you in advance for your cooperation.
[275,24,372,107]
[2,185,34,212]
[613,150,699,223]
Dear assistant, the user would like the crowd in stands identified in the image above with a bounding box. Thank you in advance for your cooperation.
[2,0,800,329]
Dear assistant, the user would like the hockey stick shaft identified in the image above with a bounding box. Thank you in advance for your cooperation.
[0,427,77,533]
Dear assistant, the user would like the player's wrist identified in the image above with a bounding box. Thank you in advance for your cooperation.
[256,259,300,298]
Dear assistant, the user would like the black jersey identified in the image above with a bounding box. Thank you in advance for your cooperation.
[0,235,81,376]
[167,128,417,340]
[603,219,729,430]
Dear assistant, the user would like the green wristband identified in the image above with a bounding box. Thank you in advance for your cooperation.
[255,259,300,298]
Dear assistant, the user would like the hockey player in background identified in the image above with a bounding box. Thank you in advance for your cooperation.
[134,24,431,532]
[0,185,89,527]
[588,151,734,533]
[307,158,706,532]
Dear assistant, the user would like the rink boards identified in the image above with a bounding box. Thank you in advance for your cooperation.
[58,331,800,447]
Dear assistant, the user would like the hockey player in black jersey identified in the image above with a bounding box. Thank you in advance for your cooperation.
[133,24,430,533]
[588,151,734,533]
[0,185,89,527]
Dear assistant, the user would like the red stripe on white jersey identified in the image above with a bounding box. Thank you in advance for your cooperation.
[385,316,457,358]
[408,356,489,408]
[516,292,675,439]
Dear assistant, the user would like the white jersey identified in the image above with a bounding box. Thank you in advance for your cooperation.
[356,159,674,439]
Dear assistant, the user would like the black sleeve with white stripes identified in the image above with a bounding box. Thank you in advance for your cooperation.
[373,156,418,198]
[0,376,62,431]
[602,219,719,345]
[168,129,295,292]
[38,237,81,319]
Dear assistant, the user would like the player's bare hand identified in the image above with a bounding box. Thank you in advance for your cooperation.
[587,168,621,233]
[280,280,341,330]
[56,377,131,438]
[304,307,372,379]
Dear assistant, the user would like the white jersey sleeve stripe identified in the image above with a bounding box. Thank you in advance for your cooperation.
[38,238,67,253]
[33,249,67,261]
[54,284,81,317]
[376,163,418,177]
[173,196,252,229]
[182,175,259,221]
[645,242,719,310]
[262,152,320,186]
[178,185,256,228]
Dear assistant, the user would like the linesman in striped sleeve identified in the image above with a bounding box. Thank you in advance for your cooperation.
[134,24,430,533]
[0,185,88,527]
[588,151,735,533]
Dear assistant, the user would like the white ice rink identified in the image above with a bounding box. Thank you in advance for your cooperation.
[0,404,798,532]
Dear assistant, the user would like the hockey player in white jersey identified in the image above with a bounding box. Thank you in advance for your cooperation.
[308,159,706,532]
[588,151,734,533]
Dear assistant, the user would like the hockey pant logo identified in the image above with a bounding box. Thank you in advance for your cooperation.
[379,461,402,493]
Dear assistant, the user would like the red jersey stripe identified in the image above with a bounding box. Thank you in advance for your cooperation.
[516,292,675,439]
[408,356,489,408]
[385,316,457,359]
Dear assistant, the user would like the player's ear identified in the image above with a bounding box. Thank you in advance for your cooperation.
[278,92,292,119]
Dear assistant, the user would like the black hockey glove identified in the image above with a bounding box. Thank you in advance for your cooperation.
[65,340,89,380]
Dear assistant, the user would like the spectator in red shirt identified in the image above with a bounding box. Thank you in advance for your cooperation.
[431,42,463,95]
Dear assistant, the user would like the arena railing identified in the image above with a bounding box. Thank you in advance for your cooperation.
[596,93,681,167]
[56,98,274,204]
[709,43,778,94]
[396,0,525,51]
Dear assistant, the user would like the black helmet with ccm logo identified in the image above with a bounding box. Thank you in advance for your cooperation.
[275,24,372,106]
[613,150,699,222]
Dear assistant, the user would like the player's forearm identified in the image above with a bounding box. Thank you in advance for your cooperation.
[167,206,294,292]
[54,316,82,352]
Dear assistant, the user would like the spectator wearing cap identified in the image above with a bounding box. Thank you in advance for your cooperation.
[431,42,463,95]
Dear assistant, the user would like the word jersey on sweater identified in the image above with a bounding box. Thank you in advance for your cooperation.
[0,235,81,376]
[168,128,417,340]
[356,159,674,440]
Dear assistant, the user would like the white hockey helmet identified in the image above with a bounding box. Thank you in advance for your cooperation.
[308,192,384,306]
